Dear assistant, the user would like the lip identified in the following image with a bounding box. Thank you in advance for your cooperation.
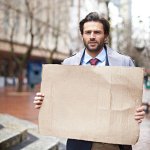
[89,41,97,43]
[88,42,97,46]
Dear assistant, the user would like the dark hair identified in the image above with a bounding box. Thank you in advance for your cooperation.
[79,12,110,35]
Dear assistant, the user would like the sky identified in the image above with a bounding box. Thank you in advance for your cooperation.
[132,0,150,42]
[132,0,150,19]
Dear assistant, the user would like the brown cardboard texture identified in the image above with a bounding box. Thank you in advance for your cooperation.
[38,64,143,145]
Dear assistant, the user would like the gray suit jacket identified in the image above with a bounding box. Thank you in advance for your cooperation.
[62,46,134,67]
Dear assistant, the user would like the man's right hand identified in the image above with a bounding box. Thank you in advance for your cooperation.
[33,92,44,109]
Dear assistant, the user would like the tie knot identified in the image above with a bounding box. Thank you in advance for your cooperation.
[89,58,99,65]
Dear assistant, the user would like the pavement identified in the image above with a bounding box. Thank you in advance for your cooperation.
[0,85,39,124]
[132,115,150,150]
[0,85,150,150]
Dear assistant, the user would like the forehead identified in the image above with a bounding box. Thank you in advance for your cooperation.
[83,21,104,31]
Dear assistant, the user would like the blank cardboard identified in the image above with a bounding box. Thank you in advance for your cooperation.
[39,65,143,145]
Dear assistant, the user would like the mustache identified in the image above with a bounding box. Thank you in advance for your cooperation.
[88,41,98,44]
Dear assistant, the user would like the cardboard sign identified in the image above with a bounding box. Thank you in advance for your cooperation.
[39,64,143,145]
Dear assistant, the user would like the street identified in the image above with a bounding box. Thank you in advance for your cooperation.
[0,85,150,150]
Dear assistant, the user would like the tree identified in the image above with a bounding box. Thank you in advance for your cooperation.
[0,0,72,91]
[0,0,51,92]
[46,0,71,63]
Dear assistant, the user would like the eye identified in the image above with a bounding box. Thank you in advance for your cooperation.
[84,31,91,35]
[94,31,101,34]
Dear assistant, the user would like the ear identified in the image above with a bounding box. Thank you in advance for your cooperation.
[104,35,109,44]
[81,34,84,41]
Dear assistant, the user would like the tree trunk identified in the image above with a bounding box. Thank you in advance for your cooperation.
[105,1,112,47]
[17,67,24,92]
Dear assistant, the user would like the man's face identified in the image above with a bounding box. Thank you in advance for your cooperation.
[82,21,107,52]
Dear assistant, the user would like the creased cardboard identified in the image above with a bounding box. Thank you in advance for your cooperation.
[38,64,143,145]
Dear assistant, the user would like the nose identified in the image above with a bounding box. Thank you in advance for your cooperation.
[90,32,95,39]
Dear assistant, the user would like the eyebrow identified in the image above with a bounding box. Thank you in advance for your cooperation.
[84,30,102,33]
[84,29,101,31]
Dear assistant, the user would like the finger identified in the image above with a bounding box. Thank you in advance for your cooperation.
[33,100,43,104]
[136,106,145,112]
[34,105,41,109]
[137,119,142,124]
[135,111,145,116]
[33,100,43,105]
[34,97,44,101]
[134,115,145,120]
[36,92,45,97]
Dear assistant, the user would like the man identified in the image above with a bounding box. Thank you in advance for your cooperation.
[34,12,145,150]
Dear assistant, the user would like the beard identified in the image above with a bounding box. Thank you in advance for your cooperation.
[83,40,104,52]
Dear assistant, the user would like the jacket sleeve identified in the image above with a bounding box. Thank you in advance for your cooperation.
[61,58,69,65]
[128,57,135,67]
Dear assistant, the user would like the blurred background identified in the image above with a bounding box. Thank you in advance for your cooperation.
[0,0,150,91]
[0,0,150,150]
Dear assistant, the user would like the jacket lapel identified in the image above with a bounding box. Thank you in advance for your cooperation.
[76,46,115,66]
[106,46,115,66]
[73,49,85,65]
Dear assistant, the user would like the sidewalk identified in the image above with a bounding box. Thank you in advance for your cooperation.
[0,86,39,124]
[0,85,150,150]
[132,114,150,150]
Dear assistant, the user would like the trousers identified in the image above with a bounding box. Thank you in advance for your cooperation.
[66,139,132,150]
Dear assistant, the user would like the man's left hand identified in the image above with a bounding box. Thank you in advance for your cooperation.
[135,106,145,123]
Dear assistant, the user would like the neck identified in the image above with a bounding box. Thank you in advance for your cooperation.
[86,48,103,58]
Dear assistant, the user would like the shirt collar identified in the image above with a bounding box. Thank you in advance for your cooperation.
[83,48,106,64]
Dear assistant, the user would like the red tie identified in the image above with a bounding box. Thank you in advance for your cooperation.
[89,58,99,65]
